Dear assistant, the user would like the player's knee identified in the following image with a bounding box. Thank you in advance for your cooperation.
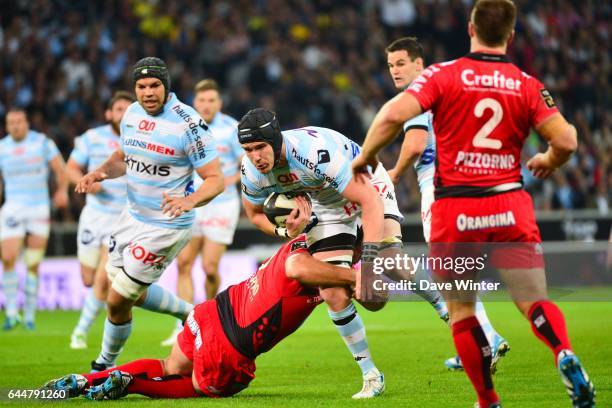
[107,264,148,302]
[203,259,219,276]
[80,267,95,287]
[177,256,193,275]
[24,248,45,269]
[320,286,351,310]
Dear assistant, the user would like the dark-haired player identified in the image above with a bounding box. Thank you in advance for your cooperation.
[68,91,134,349]
[43,200,360,400]
[384,37,508,372]
[353,0,595,406]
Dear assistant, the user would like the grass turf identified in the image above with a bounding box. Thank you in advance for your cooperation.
[0,298,610,407]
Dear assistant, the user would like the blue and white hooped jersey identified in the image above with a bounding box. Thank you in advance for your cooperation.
[120,93,218,229]
[241,126,358,209]
[70,124,126,214]
[403,111,435,192]
[193,112,241,203]
[0,130,60,206]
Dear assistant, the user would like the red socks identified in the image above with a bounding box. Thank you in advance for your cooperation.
[84,359,164,386]
[127,375,199,398]
[528,300,572,358]
[452,316,499,407]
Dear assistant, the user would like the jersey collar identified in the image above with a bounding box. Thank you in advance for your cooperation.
[465,52,511,63]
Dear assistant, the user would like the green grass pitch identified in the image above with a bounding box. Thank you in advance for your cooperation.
[1,298,610,407]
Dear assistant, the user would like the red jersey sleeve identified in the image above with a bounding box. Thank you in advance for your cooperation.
[524,74,559,127]
[405,63,446,112]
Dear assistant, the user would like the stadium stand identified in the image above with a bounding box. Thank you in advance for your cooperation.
[0,0,609,218]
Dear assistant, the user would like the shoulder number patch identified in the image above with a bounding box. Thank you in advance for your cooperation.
[539,88,556,108]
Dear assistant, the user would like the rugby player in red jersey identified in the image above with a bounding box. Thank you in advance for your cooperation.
[42,198,360,400]
[353,1,595,407]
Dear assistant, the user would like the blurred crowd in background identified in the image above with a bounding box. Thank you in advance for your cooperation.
[0,0,609,221]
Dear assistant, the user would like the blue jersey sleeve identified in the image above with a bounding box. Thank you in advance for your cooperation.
[240,162,267,205]
[44,137,61,162]
[403,113,430,133]
[69,135,88,166]
[229,126,244,165]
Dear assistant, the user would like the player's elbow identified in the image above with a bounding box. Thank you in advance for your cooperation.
[380,101,406,126]
[551,124,578,155]
[285,255,307,281]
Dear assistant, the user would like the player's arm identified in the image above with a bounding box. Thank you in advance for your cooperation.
[285,252,355,286]
[49,154,69,208]
[66,159,85,185]
[527,113,578,178]
[75,149,126,194]
[188,158,224,207]
[161,158,224,218]
[242,197,277,236]
[388,128,427,184]
[341,178,384,243]
[353,92,423,175]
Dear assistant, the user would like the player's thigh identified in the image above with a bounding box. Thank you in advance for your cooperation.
[383,218,402,241]
[177,236,203,274]
[201,237,226,276]
[498,267,548,316]
[26,234,48,250]
[1,237,23,263]
[165,341,194,376]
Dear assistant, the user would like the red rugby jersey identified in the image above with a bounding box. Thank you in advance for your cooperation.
[216,236,322,359]
[406,52,559,198]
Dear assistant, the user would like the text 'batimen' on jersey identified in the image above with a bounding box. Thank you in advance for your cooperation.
[406,52,559,197]
[240,126,360,209]
[0,130,60,206]
[217,236,321,359]
[70,124,126,214]
[120,93,218,229]
[403,111,435,192]
[193,112,241,203]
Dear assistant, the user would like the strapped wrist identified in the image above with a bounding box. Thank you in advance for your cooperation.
[274,226,290,238]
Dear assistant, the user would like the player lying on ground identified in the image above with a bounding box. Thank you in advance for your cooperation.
[43,206,361,400]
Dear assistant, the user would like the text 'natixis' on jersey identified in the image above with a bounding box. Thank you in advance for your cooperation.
[125,155,171,176]
[290,148,339,189]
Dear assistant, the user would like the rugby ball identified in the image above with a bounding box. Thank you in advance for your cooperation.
[263,192,309,227]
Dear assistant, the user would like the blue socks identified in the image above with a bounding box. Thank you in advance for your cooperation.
[329,302,375,374]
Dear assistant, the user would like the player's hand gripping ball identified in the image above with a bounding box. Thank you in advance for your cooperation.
[263,192,311,227]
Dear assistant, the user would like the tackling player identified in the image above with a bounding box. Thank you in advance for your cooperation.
[43,203,361,400]
[68,91,134,349]
[238,109,390,398]
[75,57,224,372]
[385,37,509,372]
[161,79,242,346]
[353,1,595,406]
[1,108,68,330]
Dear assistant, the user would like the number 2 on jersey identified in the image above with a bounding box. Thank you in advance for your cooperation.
[472,98,503,150]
